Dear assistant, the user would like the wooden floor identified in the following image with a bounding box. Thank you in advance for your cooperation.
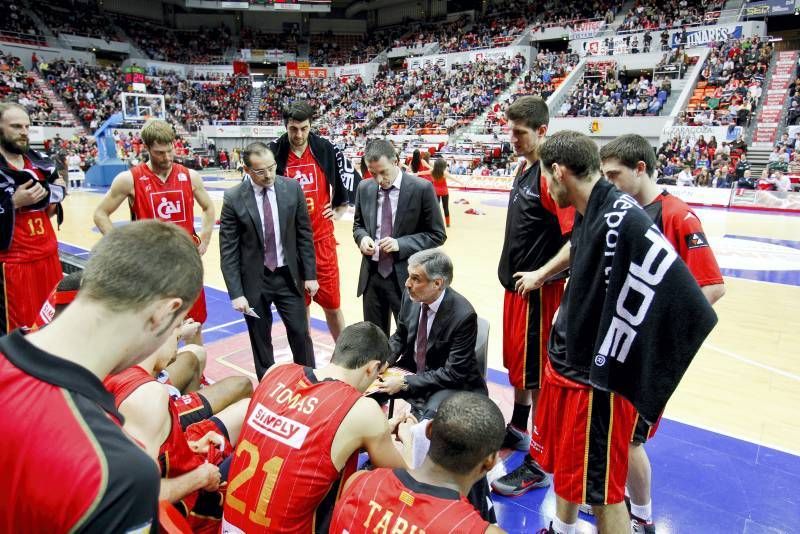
[62,172,800,456]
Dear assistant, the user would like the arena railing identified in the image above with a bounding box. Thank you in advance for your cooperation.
[0,30,47,47]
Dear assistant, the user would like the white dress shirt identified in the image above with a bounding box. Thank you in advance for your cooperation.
[372,168,403,262]
[417,288,447,350]
[250,177,285,267]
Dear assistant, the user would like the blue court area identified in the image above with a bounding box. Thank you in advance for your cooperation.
[58,241,800,533]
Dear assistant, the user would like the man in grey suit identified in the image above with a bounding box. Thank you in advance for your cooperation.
[353,140,446,335]
[220,142,318,379]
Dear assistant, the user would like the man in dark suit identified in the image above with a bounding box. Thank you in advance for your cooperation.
[373,248,495,524]
[220,142,318,379]
[375,249,486,418]
[353,140,446,335]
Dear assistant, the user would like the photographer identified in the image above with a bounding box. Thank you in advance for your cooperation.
[0,102,66,334]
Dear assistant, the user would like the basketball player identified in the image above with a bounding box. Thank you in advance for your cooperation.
[221,321,415,534]
[36,270,253,428]
[0,102,66,335]
[330,391,507,534]
[269,101,359,340]
[492,96,574,496]
[93,119,215,345]
[105,330,250,533]
[1,220,202,531]
[600,134,725,533]
[532,131,716,534]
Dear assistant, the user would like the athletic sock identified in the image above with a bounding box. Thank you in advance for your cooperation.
[551,516,576,534]
[630,501,653,523]
[510,402,531,430]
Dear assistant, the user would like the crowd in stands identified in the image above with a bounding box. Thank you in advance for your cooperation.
[376,56,526,135]
[557,65,672,118]
[1,1,45,44]
[157,75,252,131]
[483,50,579,131]
[0,53,67,126]
[656,133,749,187]
[241,26,299,54]
[679,36,772,127]
[437,12,526,52]
[617,0,726,33]
[116,16,232,64]
[34,0,120,41]
[786,77,800,126]
[41,59,127,129]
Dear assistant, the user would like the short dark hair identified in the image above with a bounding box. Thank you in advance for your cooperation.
[283,101,315,125]
[364,139,397,163]
[330,321,393,369]
[599,134,658,178]
[428,392,505,475]
[81,220,203,313]
[242,142,273,167]
[539,130,601,182]
[505,95,550,131]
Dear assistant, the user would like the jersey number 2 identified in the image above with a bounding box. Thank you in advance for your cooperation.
[226,440,285,527]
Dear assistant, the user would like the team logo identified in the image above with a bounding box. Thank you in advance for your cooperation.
[178,172,188,182]
[286,163,318,193]
[149,190,187,223]
[594,354,607,367]
[247,403,310,449]
[685,232,708,249]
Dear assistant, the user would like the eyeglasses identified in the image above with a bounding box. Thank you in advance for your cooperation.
[248,163,277,177]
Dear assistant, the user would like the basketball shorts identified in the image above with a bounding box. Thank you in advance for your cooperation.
[531,364,637,506]
[632,413,662,444]
[0,254,62,335]
[502,281,564,389]
[173,392,213,430]
[305,235,341,310]
[187,287,208,324]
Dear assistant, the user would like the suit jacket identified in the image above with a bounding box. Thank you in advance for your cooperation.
[352,172,446,296]
[219,176,316,304]
[390,288,487,397]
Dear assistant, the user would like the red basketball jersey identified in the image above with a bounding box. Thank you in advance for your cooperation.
[644,191,724,287]
[221,364,362,533]
[104,366,205,512]
[330,468,489,534]
[285,147,333,241]
[0,157,58,263]
[130,163,198,239]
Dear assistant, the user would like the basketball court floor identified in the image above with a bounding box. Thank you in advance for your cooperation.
[61,172,800,533]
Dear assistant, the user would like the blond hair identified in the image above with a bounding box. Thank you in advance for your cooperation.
[141,119,175,147]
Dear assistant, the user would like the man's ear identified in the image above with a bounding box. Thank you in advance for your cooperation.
[424,420,433,440]
[538,124,549,139]
[148,298,183,337]
[481,451,500,475]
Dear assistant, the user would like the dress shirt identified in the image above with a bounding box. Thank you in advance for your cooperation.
[417,288,447,350]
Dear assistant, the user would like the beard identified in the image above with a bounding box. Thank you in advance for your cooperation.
[0,134,28,155]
